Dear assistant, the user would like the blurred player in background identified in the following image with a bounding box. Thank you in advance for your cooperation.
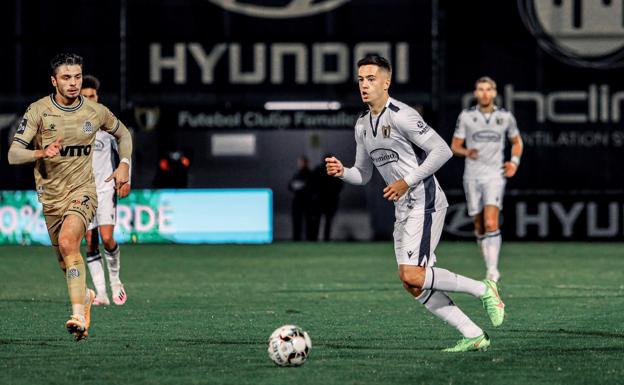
[81,75,130,306]
[326,55,505,352]
[7,53,133,340]
[451,77,523,282]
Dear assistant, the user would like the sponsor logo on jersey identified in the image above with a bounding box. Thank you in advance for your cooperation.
[472,130,502,142]
[207,0,350,19]
[415,120,430,135]
[382,125,391,138]
[17,119,27,134]
[94,139,104,151]
[83,121,94,134]
[59,145,92,157]
[43,113,61,118]
[370,148,399,167]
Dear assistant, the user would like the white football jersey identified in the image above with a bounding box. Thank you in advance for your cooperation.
[454,106,520,180]
[353,97,448,222]
[92,130,119,193]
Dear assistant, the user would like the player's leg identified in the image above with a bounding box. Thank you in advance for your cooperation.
[481,178,505,282]
[395,209,489,351]
[95,189,125,305]
[482,205,501,281]
[464,179,487,263]
[58,214,95,340]
[100,224,126,305]
[396,209,505,328]
[45,214,66,273]
[85,224,109,305]
[473,212,485,258]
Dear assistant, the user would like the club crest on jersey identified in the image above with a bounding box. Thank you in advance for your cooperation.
[496,117,503,125]
[83,121,94,134]
[17,119,27,134]
[382,125,391,138]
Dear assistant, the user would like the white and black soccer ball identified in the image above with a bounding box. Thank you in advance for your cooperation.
[267,325,312,367]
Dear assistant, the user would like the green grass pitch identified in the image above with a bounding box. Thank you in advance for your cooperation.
[1,242,623,385]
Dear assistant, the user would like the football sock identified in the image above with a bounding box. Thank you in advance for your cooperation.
[423,267,486,298]
[86,249,107,296]
[476,232,485,257]
[104,244,121,285]
[417,290,483,338]
[483,230,501,280]
[65,254,87,317]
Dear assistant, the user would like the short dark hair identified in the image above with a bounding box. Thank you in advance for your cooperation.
[357,55,392,73]
[50,53,83,75]
[82,75,100,90]
[475,76,497,90]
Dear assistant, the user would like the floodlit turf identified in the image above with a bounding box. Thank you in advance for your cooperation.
[1,242,623,385]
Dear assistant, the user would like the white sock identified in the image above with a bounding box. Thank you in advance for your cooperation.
[476,233,485,257]
[417,290,483,338]
[104,244,121,286]
[86,250,107,296]
[423,267,486,298]
[483,230,501,281]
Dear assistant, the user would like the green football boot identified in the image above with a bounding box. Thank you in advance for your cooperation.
[442,333,490,352]
[480,279,505,327]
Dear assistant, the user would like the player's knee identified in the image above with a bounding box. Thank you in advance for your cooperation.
[102,236,116,250]
[484,218,498,232]
[58,233,80,256]
[398,268,425,289]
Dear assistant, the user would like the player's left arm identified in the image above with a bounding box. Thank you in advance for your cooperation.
[503,135,523,177]
[383,110,452,201]
[503,114,523,178]
[100,108,133,193]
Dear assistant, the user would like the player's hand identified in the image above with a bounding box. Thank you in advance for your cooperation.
[118,183,131,198]
[466,148,478,160]
[325,156,344,177]
[43,137,63,158]
[106,162,130,192]
[383,179,409,202]
[503,161,518,177]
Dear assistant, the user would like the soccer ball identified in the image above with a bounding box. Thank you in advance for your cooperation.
[267,325,312,367]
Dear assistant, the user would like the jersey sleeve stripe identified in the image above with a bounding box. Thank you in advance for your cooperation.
[108,120,121,135]
[13,137,30,147]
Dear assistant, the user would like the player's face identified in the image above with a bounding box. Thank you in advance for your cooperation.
[474,81,497,107]
[81,87,99,103]
[358,65,390,105]
[51,65,83,100]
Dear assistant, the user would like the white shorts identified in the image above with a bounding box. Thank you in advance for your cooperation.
[87,189,117,230]
[393,208,446,267]
[463,178,506,216]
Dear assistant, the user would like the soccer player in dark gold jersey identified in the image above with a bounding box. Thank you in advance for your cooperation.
[8,53,133,341]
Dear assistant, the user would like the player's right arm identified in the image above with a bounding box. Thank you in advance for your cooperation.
[450,112,478,160]
[326,124,373,185]
[7,105,62,164]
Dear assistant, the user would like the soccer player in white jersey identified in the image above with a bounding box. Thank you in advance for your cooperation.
[81,75,130,306]
[451,77,523,282]
[325,55,505,352]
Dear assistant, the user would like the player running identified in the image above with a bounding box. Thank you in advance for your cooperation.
[325,55,505,352]
[451,77,523,282]
[81,75,130,306]
[8,53,133,341]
